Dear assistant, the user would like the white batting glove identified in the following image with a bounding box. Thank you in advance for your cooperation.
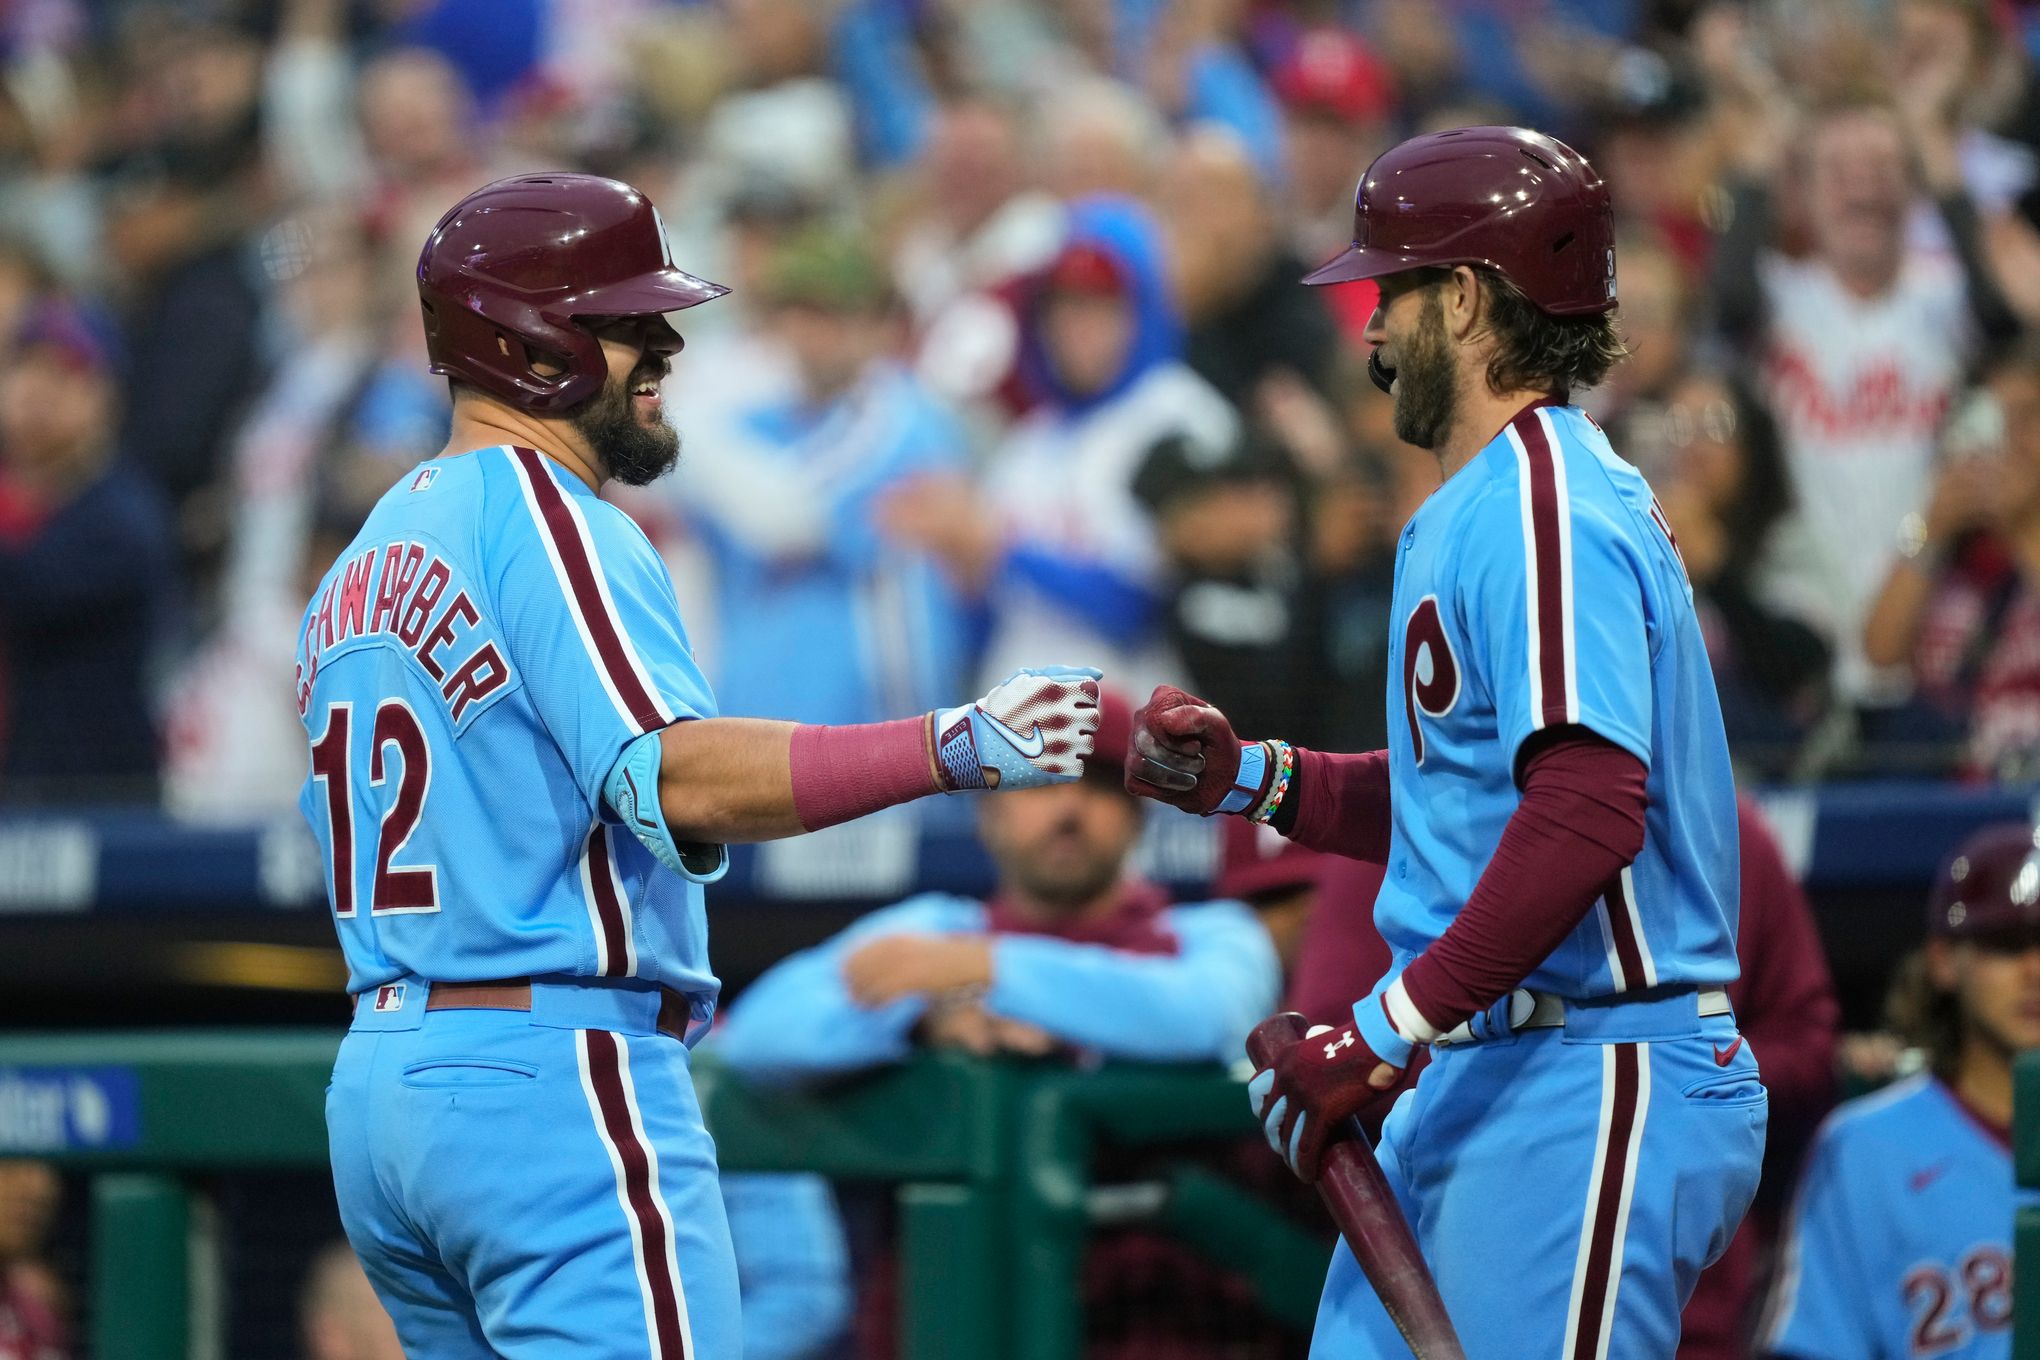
[931,666,1102,791]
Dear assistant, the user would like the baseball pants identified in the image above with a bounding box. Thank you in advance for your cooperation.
[328,977,740,1358]
[1310,987,1767,1359]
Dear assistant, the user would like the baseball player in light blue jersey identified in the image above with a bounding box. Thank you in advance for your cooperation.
[300,173,1104,1359]
[1124,128,1762,1358]
[1761,823,2040,1360]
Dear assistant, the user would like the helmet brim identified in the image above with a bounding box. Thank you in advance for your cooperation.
[569,267,732,318]
[1301,244,1426,287]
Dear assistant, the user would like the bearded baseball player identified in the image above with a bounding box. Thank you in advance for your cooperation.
[1124,127,1764,1358]
[297,173,1101,1358]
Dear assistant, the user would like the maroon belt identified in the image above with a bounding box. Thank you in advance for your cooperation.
[361,978,691,1041]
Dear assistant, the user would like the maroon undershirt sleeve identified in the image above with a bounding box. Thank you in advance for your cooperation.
[1271,747,1392,862]
[1394,731,1650,1035]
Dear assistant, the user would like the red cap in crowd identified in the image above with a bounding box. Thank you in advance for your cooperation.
[1272,29,1396,125]
[1043,243,1128,298]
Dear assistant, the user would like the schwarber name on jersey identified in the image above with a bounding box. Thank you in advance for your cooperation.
[1373,402,1739,998]
[1762,1075,2018,1360]
[295,446,721,1019]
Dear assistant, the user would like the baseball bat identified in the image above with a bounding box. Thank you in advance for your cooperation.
[1248,1013,1467,1360]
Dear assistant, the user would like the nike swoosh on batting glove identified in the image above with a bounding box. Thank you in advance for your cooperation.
[931,666,1102,791]
[1248,1016,1401,1181]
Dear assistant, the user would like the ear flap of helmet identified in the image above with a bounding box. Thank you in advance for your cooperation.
[419,283,610,412]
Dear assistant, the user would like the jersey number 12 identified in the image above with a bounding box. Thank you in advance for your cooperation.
[309,700,440,917]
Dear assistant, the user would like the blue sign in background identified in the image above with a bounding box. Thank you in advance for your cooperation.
[0,1065,142,1153]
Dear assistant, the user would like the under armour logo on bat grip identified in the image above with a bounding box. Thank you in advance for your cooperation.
[1324,1033,1355,1059]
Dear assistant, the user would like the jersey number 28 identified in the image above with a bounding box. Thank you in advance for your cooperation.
[309,700,440,917]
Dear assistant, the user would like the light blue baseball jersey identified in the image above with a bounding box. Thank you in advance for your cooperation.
[1374,401,1739,998]
[712,893,1280,1080]
[1763,1075,2017,1360]
[295,444,721,1014]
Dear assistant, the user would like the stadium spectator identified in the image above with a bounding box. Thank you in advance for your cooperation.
[1037,78,1171,204]
[1135,424,1325,743]
[891,94,1063,334]
[1711,81,2020,726]
[1135,0,1286,184]
[162,211,392,818]
[0,1161,65,1360]
[1863,341,2040,780]
[1269,25,1397,270]
[1586,232,1695,451]
[104,145,265,570]
[892,94,1064,407]
[1759,821,2033,1360]
[679,225,974,724]
[712,690,1281,1357]
[880,197,1236,695]
[299,1241,402,1360]
[1163,125,1346,408]
[0,301,174,804]
[0,242,47,358]
[354,49,489,231]
[1650,370,1834,775]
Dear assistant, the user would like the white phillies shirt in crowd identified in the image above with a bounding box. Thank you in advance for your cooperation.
[978,362,1236,698]
[1757,248,1974,704]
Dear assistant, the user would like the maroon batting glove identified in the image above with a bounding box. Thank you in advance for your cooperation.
[1248,1013,1401,1181]
[1124,685,1266,815]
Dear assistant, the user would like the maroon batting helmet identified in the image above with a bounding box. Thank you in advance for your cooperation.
[417,173,729,413]
[1930,823,2040,940]
[1302,125,1616,317]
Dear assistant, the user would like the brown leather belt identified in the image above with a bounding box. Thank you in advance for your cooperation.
[411,978,692,1041]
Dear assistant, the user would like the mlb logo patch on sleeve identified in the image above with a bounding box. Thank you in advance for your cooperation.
[410,467,441,493]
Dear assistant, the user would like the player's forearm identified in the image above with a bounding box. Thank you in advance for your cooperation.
[657,715,947,843]
[655,717,807,842]
[1270,747,1392,862]
[987,916,1280,1062]
[1386,734,1649,1039]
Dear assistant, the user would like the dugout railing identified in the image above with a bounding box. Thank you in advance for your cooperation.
[0,1030,1329,1360]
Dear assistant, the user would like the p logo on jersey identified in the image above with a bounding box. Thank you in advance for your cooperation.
[409,467,441,494]
[1403,595,1461,766]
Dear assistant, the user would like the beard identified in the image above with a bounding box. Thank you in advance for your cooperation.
[995,821,1128,914]
[572,364,680,487]
[1391,290,1459,450]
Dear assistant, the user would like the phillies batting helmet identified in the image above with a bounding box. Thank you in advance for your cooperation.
[1930,823,2040,940]
[1302,125,1616,317]
[417,173,728,413]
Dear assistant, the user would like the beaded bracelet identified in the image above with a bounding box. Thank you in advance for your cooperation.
[1247,740,1295,825]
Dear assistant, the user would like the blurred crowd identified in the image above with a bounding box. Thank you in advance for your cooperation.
[7,0,2040,808]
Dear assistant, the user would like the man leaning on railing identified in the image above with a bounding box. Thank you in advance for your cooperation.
[708,688,1281,1360]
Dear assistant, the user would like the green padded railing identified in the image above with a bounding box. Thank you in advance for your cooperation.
[2016,1051,2040,1360]
[0,1030,1328,1360]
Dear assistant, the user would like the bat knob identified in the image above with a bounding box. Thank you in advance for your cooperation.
[1245,1011,1310,1068]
